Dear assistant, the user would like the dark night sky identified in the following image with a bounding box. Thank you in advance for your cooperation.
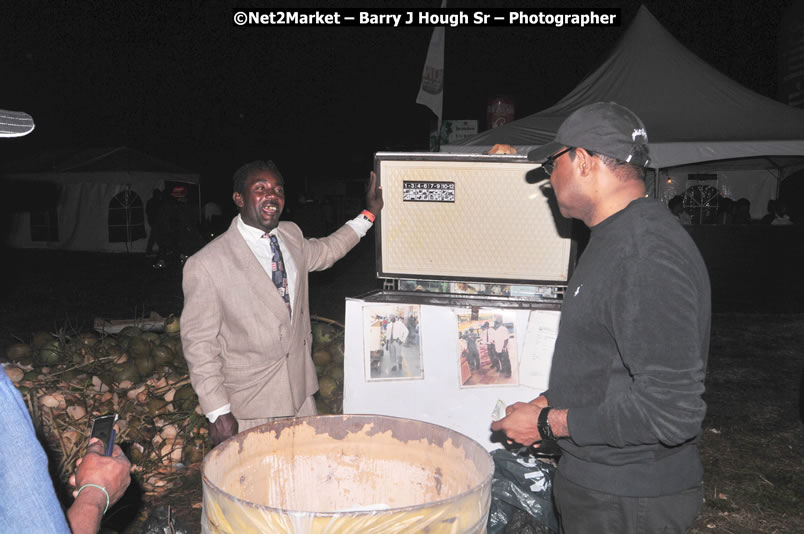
[0,0,794,204]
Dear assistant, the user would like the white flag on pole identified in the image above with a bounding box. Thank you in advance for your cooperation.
[416,0,447,126]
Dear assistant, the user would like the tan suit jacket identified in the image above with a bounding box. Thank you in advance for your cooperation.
[180,217,359,421]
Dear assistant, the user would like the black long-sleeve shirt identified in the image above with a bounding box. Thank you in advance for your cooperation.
[545,197,710,497]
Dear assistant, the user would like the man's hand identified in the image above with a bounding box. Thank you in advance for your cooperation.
[528,395,548,408]
[70,438,131,504]
[487,144,518,155]
[209,412,238,446]
[365,171,383,217]
[66,437,132,534]
[490,402,543,447]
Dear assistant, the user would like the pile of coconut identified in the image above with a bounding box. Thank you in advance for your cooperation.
[2,315,346,496]
[310,317,346,415]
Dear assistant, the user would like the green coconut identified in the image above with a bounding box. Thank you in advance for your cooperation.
[159,336,184,361]
[127,337,151,360]
[164,314,181,335]
[312,349,331,366]
[113,361,142,384]
[164,371,184,385]
[99,336,118,349]
[172,384,198,412]
[31,331,54,349]
[35,339,62,366]
[64,342,86,365]
[152,345,175,366]
[96,342,124,361]
[182,439,206,465]
[147,397,170,416]
[6,343,33,362]
[327,394,343,415]
[118,326,143,338]
[315,396,330,415]
[326,364,344,384]
[159,336,180,351]
[328,342,345,364]
[141,332,161,344]
[172,356,188,373]
[114,335,131,351]
[318,376,337,399]
[330,330,345,347]
[133,354,156,378]
[76,332,98,346]
[311,322,337,346]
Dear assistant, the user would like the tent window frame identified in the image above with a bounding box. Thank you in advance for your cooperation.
[683,184,721,225]
[108,187,146,243]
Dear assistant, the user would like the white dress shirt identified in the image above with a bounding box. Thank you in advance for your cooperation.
[387,320,409,343]
[490,325,510,351]
[237,215,300,311]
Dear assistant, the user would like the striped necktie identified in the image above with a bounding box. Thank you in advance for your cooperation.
[264,233,291,316]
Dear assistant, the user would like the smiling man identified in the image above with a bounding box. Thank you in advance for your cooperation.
[181,160,382,445]
[491,103,710,533]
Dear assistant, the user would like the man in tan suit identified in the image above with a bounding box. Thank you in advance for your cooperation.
[181,160,383,445]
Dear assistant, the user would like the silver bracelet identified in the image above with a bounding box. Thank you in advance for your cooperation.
[76,483,110,515]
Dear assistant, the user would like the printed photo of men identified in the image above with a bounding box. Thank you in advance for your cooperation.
[455,309,518,387]
[364,304,422,380]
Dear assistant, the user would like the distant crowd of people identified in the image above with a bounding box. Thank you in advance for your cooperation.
[760,199,793,225]
[145,186,223,268]
[668,194,795,226]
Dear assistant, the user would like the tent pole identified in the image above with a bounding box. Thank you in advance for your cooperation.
[776,165,782,200]
[652,167,660,199]
[763,157,783,200]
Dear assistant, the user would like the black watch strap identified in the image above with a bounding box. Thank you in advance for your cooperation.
[537,406,554,440]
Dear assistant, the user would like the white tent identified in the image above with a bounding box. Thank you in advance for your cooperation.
[2,146,200,253]
[444,6,804,219]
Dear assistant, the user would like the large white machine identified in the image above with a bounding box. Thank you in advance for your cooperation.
[343,153,578,450]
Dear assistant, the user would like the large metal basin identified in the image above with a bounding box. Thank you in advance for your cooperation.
[201,414,493,533]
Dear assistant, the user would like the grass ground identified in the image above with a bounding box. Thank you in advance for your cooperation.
[689,313,803,533]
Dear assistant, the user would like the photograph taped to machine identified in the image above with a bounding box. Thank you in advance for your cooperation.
[362,303,423,381]
[455,308,519,388]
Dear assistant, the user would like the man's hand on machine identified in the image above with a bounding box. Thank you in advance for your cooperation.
[365,171,383,217]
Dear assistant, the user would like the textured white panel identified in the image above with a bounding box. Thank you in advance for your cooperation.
[379,159,573,282]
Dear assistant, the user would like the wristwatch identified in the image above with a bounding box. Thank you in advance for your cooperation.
[537,407,555,441]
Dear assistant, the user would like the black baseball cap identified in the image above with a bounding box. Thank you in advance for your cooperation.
[0,109,35,138]
[527,102,650,167]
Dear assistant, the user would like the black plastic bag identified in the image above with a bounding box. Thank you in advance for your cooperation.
[487,449,559,534]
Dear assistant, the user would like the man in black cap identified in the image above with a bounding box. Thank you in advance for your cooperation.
[492,102,710,533]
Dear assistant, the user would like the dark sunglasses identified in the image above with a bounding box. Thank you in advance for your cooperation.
[540,147,572,176]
